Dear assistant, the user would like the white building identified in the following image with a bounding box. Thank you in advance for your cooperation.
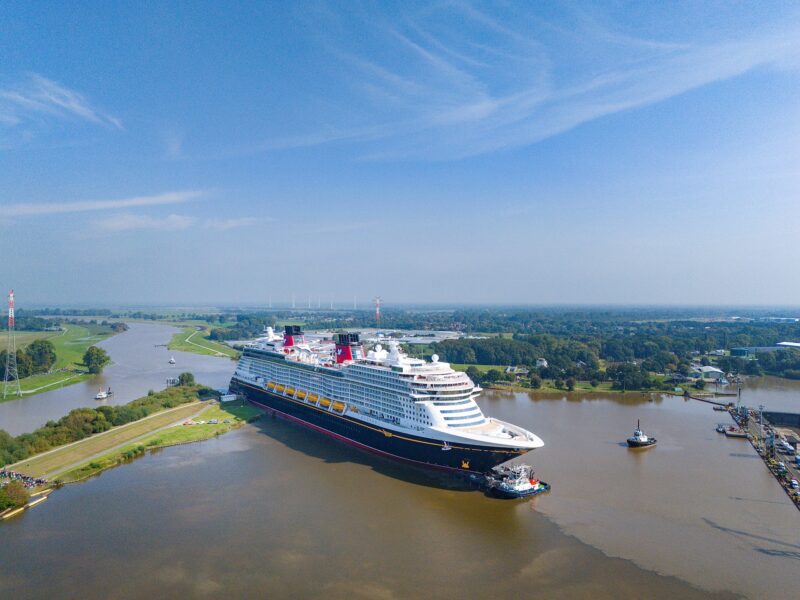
[535,358,548,369]
[689,365,725,381]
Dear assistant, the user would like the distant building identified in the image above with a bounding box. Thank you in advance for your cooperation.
[689,365,725,381]
[505,366,529,379]
[708,349,726,356]
[535,358,548,369]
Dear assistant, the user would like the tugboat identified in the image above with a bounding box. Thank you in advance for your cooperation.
[716,423,726,433]
[486,464,551,499]
[627,420,657,448]
[94,386,113,400]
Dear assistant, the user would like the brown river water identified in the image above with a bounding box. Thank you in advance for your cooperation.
[1,328,799,599]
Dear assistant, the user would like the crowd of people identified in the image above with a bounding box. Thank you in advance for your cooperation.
[0,468,48,489]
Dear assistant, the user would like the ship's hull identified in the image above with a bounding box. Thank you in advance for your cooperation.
[231,378,528,474]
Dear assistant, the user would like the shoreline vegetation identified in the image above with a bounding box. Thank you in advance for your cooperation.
[0,322,124,402]
[1,383,263,513]
[168,326,239,359]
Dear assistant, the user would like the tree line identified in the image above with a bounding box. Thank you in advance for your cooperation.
[0,380,207,467]
[0,340,57,379]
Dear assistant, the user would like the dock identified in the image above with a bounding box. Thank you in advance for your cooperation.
[721,406,800,510]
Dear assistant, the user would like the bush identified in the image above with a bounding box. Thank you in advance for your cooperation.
[0,480,30,510]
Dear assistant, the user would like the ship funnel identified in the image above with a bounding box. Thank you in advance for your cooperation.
[283,325,304,347]
[335,332,364,363]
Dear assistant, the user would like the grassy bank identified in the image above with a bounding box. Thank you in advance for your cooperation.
[2,324,119,401]
[168,327,239,358]
[9,401,209,478]
[59,401,262,483]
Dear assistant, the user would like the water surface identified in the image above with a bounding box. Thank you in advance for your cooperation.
[4,386,799,598]
[0,323,235,435]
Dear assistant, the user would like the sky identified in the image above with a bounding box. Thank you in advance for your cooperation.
[1,1,799,307]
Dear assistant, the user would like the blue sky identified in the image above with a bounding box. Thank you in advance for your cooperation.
[1,1,799,306]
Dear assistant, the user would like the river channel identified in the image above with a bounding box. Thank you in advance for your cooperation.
[1,333,799,598]
[0,323,236,436]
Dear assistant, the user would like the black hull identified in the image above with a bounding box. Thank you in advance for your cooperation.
[231,379,528,474]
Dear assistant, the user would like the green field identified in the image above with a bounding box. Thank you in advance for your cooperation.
[2,324,118,400]
[59,401,261,483]
[168,327,239,358]
[450,363,505,373]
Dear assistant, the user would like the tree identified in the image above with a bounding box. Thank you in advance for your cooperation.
[554,378,565,390]
[0,480,29,510]
[566,377,576,391]
[529,374,542,389]
[694,379,706,390]
[26,339,56,373]
[483,369,502,383]
[83,346,110,374]
[465,366,482,383]
[177,372,195,386]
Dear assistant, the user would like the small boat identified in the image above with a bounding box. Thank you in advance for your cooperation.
[94,389,108,400]
[716,424,726,433]
[724,426,748,438]
[168,356,176,365]
[486,464,550,499]
[713,405,728,412]
[627,420,657,448]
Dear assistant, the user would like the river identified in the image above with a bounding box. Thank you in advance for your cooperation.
[0,323,236,436]
[1,342,799,598]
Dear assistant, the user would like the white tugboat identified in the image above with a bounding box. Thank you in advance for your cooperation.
[486,464,551,499]
[627,420,657,448]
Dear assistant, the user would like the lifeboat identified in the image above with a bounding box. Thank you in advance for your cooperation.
[332,401,346,413]
[307,393,318,405]
[285,387,295,396]
[296,390,307,400]
[319,397,332,409]
[266,381,276,391]
[275,384,285,393]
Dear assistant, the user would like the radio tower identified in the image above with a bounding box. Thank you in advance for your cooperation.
[3,289,21,399]
[373,296,382,328]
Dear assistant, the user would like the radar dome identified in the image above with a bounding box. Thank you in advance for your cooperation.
[431,354,439,362]
[375,344,383,352]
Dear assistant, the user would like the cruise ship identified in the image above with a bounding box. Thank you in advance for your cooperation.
[229,326,544,474]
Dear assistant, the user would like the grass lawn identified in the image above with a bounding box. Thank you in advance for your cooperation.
[450,363,506,373]
[1,324,118,400]
[168,327,239,358]
[59,401,262,483]
[9,401,207,478]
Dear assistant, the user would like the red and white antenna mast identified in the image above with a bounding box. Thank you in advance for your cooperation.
[3,289,21,398]
[373,296,382,328]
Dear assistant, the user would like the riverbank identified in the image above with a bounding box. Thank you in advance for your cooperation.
[58,400,261,483]
[168,326,239,358]
[2,323,121,402]
[2,396,262,518]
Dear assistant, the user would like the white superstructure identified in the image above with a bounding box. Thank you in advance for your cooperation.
[233,328,543,450]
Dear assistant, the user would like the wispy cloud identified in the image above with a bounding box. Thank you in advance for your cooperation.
[0,73,122,130]
[236,3,800,161]
[89,213,261,234]
[205,217,262,230]
[95,213,196,232]
[5,190,206,217]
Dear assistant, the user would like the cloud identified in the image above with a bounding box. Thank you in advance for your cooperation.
[235,4,800,161]
[5,190,206,217]
[204,217,261,230]
[88,213,261,235]
[95,213,196,232]
[0,73,122,130]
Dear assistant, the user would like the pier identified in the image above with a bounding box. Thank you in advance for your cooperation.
[722,406,800,510]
